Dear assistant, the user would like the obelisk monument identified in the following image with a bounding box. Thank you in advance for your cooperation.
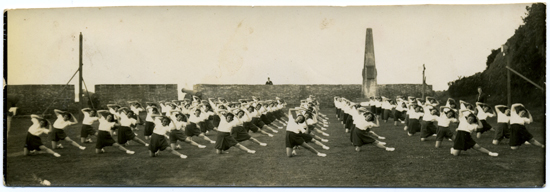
[362,28,377,98]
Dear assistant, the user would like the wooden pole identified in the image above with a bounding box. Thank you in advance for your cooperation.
[503,45,511,108]
[506,66,545,91]
[79,32,83,109]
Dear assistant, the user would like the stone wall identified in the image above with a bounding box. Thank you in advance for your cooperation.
[378,84,434,99]
[6,85,77,115]
[94,84,178,108]
[193,84,433,107]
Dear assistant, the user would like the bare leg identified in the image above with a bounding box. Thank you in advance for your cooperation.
[263,125,279,133]
[166,147,186,158]
[528,139,545,148]
[299,143,325,156]
[258,130,274,137]
[199,133,216,143]
[435,141,442,148]
[185,137,206,148]
[313,135,328,142]
[311,139,329,150]
[64,137,85,150]
[451,148,461,156]
[81,137,86,143]
[51,141,57,149]
[132,138,148,146]
[113,143,134,154]
[477,132,482,139]
[236,143,255,153]
[249,137,267,146]
[286,147,294,157]
[38,145,59,157]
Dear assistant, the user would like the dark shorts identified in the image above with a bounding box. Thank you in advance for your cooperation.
[231,126,251,142]
[494,123,510,141]
[436,126,454,141]
[408,119,421,134]
[144,121,155,136]
[299,132,313,143]
[185,123,202,137]
[81,124,96,138]
[169,129,187,143]
[49,128,67,142]
[509,124,534,147]
[453,131,476,151]
[243,121,259,133]
[215,132,238,151]
[25,133,43,151]
[260,114,272,125]
[149,133,170,153]
[345,116,354,129]
[421,121,438,138]
[376,107,382,115]
[477,120,493,134]
[286,131,305,148]
[252,117,265,129]
[382,109,393,120]
[96,131,116,149]
[117,126,136,144]
[352,128,375,146]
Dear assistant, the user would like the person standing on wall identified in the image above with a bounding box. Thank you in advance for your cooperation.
[265,77,273,85]
[477,87,488,103]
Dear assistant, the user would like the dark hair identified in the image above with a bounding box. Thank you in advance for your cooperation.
[38,119,49,128]
[466,113,478,123]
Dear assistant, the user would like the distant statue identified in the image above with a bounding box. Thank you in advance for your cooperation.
[265,77,273,85]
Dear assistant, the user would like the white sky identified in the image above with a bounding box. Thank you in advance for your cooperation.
[5,1,532,94]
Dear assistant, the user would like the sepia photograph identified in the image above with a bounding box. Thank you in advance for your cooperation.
[3,0,546,188]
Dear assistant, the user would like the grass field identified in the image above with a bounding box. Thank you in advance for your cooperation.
[4,108,546,187]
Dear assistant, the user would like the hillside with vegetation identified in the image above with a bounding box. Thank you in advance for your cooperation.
[447,3,546,112]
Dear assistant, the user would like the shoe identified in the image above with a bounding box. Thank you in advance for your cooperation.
[488,152,498,157]
[57,144,64,149]
[355,146,361,152]
[206,131,210,134]
[448,138,453,141]
[53,153,61,157]
[345,129,349,133]
[317,153,327,157]
[525,141,531,145]
[30,150,37,155]
[247,150,256,154]
[134,133,138,136]
[268,134,274,137]
[155,151,160,156]
[322,146,330,150]
[198,145,206,149]
[180,154,188,159]
[450,148,453,154]
[432,134,437,137]
[292,150,297,156]
[145,143,149,147]
[79,146,86,150]
[272,130,278,133]
[210,140,216,144]
[404,126,408,131]
[378,142,387,145]
[260,143,267,146]
[175,145,182,149]
[385,147,395,152]
[126,150,135,155]
[321,139,329,143]
[321,128,327,131]
[322,133,330,137]
[101,148,106,153]
[407,133,413,136]
[86,139,93,143]
[378,136,385,140]
[278,126,284,129]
